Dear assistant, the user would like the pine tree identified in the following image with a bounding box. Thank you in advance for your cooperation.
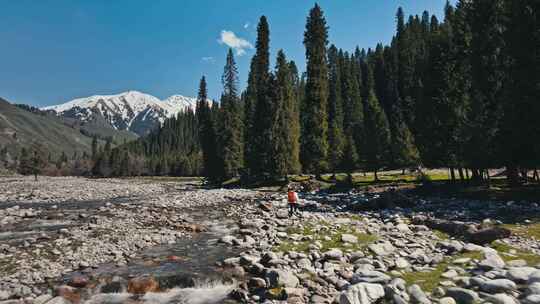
[466,0,507,180]
[363,64,391,180]
[245,16,272,180]
[219,49,243,180]
[327,45,345,176]
[301,4,329,177]
[499,0,540,182]
[196,76,220,182]
[270,50,301,179]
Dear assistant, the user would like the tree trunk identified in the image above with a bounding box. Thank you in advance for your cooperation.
[533,169,539,182]
[458,168,465,182]
[450,167,456,182]
[374,170,379,182]
[506,166,520,186]
[34,173,38,182]
[347,172,353,186]
[465,168,470,180]
[402,168,406,175]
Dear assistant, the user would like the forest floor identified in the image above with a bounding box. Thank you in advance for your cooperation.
[1,175,540,304]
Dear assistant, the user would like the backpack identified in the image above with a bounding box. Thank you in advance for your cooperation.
[288,191,296,203]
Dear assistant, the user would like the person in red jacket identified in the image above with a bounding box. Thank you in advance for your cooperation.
[287,185,300,217]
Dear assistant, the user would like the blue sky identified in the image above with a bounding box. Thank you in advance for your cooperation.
[0,0,454,107]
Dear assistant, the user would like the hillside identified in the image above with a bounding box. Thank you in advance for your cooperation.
[0,98,103,156]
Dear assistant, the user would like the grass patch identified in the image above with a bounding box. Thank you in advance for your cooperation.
[274,221,377,253]
[433,229,451,240]
[400,250,483,292]
[503,222,540,240]
[492,242,540,266]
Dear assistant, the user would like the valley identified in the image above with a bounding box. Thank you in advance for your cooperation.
[1,176,540,303]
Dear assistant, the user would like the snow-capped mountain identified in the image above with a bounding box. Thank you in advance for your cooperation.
[42,91,198,136]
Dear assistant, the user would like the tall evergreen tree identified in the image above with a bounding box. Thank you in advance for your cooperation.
[466,0,507,180]
[218,49,244,180]
[363,64,392,180]
[301,4,329,176]
[245,16,272,180]
[327,45,345,175]
[271,50,301,178]
[196,76,220,182]
[499,0,540,182]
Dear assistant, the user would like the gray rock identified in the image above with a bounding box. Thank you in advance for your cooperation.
[33,295,53,304]
[529,271,540,284]
[480,279,517,293]
[445,287,480,304]
[439,297,456,304]
[395,257,410,269]
[407,284,431,304]
[0,291,9,301]
[351,270,391,284]
[324,249,343,260]
[44,297,70,304]
[339,283,385,304]
[507,267,537,283]
[484,293,519,304]
[529,282,540,295]
[524,294,540,304]
[341,234,358,243]
[441,269,459,279]
[265,268,299,288]
[368,242,395,256]
[479,252,505,270]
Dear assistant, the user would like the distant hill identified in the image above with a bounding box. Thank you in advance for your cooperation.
[0,98,135,156]
[42,90,198,136]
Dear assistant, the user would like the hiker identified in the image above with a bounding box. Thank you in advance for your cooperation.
[287,185,300,217]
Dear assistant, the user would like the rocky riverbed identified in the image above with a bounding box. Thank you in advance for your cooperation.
[2,176,540,304]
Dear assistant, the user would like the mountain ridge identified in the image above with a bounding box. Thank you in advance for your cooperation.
[42,90,198,136]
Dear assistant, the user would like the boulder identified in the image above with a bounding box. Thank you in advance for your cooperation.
[265,269,299,288]
[524,294,540,304]
[324,249,343,260]
[479,252,506,270]
[339,283,385,304]
[368,242,395,256]
[445,287,480,304]
[484,293,519,304]
[351,270,391,284]
[506,267,537,283]
[480,279,517,293]
[407,284,431,304]
[341,234,358,243]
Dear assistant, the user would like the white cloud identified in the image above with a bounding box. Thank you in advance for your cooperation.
[218,30,253,56]
[201,56,215,63]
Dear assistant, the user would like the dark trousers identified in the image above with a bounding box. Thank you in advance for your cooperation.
[288,203,298,216]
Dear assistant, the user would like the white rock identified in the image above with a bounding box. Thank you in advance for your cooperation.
[339,283,385,304]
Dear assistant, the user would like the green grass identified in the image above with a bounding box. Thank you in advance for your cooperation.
[400,250,483,292]
[433,229,451,240]
[492,242,540,266]
[274,221,378,253]
[503,222,540,240]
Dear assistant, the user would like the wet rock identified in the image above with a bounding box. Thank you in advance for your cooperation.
[54,285,80,303]
[127,276,159,294]
[66,275,89,288]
